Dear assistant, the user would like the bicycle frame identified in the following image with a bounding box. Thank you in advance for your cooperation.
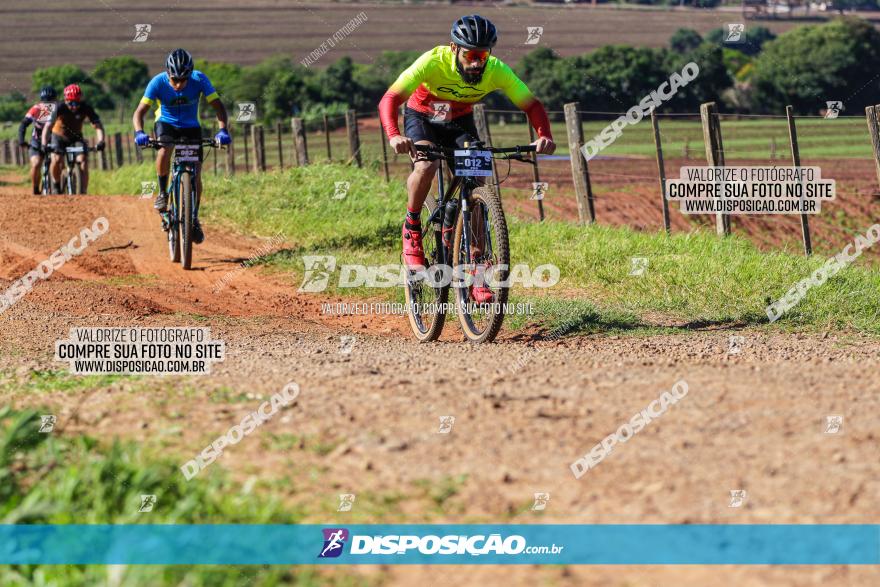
[169,146,203,227]
[426,155,491,269]
[62,143,87,194]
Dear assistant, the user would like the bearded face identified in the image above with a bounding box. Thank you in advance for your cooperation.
[455,48,487,85]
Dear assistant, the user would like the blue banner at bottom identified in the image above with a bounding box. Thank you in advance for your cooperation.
[1,524,877,565]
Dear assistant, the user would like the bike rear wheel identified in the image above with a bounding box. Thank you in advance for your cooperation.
[403,198,449,342]
[61,166,76,195]
[73,164,83,194]
[180,171,194,270]
[452,186,510,344]
[168,179,181,263]
[41,160,51,195]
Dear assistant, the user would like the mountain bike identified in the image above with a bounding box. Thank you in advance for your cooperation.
[144,138,220,270]
[404,141,537,344]
[39,146,51,195]
[58,142,97,195]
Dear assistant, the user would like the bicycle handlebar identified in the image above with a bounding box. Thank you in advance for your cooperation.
[144,138,222,149]
[414,143,537,155]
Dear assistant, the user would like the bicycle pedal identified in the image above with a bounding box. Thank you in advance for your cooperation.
[160,213,171,231]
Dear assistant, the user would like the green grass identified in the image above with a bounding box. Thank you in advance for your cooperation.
[0,407,375,587]
[0,370,131,394]
[88,161,880,335]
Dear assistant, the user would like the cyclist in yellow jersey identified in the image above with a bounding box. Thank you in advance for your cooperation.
[379,14,555,299]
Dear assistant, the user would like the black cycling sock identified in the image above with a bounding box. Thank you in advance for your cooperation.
[405,208,421,226]
[158,174,169,195]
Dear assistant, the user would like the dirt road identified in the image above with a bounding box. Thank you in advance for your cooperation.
[1,181,878,586]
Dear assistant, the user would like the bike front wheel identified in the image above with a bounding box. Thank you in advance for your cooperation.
[452,186,510,344]
[180,171,194,270]
[403,197,449,342]
[167,183,180,263]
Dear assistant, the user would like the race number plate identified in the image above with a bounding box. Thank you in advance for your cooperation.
[66,146,84,154]
[453,149,492,177]
[174,144,200,162]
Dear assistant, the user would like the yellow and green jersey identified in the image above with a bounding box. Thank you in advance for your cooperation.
[380,45,552,140]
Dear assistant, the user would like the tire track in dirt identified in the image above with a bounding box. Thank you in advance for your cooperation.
[1,183,879,586]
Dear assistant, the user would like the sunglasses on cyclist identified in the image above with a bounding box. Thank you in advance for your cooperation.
[462,49,490,62]
[169,76,189,84]
[67,101,80,107]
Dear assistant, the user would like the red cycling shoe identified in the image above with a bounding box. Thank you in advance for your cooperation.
[402,222,427,270]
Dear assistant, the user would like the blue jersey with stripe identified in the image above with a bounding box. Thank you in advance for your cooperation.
[141,71,219,128]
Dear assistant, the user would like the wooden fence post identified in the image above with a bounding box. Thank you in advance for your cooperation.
[226,139,235,176]
[700,102,730,236]
[345,109,361,167]
[865,104,880,189]
[114,133,124,167]
[786,105,812,256]
[472,103,502,199]
[243,123,250,171]
[563,102,595,225]
[1,140,8,165]
[251,124,266,172]
[276,122,284,169]
[651,111,671,234]
[323,113,332,161]
[379,123,390,182]
[291,117,308,166]
[527,122,546,221]
[126,134,133,164]
[98,145,107,170]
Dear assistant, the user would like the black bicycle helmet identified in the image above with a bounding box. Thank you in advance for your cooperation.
[166,48,194,79]
[451,15,497,50]
[39,85,57,101]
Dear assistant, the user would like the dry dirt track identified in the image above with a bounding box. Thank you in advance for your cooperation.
[1,179,879,586]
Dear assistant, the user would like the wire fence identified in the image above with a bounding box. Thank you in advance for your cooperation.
[4,102,878,259]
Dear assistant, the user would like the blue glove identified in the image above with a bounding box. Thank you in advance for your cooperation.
[215,128,231,145]
[134,130,150,147]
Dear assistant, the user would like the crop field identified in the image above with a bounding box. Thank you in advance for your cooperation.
[0,0,810,94]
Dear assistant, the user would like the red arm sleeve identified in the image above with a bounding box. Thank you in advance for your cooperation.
[379,90,406,140]
[523,99,553,140]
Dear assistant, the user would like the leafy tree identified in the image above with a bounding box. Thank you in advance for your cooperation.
[559,46,669,112]
[317,57,359,107]
[92,56,149,122]
[721,47,754,81]
[662,43,732,111]
[194,59,243,109]
[0,92,28,122]
[507,47,565,110]
[670,28,703,53]
[750,17,880,114]
[706,25,776,56]
[32,65,111,110]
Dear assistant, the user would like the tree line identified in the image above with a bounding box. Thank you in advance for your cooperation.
[2,17,879,124]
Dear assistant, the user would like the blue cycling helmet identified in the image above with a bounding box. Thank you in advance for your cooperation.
[166,48,194,79]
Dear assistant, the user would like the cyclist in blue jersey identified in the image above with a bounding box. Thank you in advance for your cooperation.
[132,48,230,244]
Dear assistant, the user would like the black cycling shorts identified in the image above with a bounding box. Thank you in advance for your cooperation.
[154,121,203,145]
[50,134,88,158]
[403,107,480,152]
[28,139,43,159]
